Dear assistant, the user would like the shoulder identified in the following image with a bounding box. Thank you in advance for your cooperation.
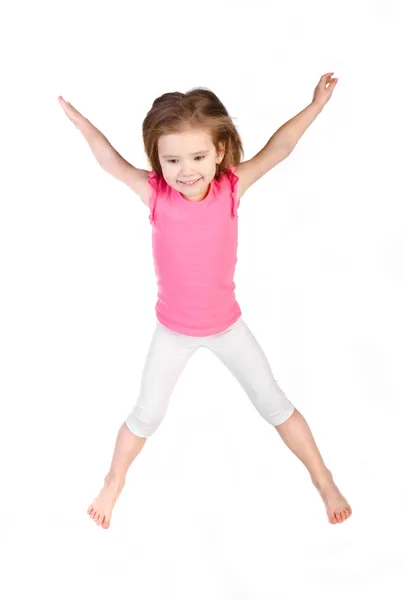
[117,166,151,207]
[131,170,165,208]
[232,149,291,198]
[222,164,243,201]
[230,163,249,200]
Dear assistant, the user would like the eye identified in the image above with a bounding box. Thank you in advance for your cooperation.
[166,156,206,164]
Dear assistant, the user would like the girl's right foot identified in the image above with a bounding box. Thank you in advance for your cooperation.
[87,476,125,529]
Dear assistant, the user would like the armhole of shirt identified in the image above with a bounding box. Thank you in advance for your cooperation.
[227,165,240,217]
[148,171,159,225]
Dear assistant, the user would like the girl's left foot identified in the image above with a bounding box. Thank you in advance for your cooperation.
[312,470,352,524]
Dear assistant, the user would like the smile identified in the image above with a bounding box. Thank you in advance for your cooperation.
[177,177,202,186]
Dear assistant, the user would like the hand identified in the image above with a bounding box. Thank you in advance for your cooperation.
[58,96,88,129]
[58,96,115,168]
[312,72,338,109]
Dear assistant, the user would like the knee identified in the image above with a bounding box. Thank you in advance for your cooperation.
[269,405,295,427]
[259,402,295,427]
[125,408,163,438]
[253,380,295,426]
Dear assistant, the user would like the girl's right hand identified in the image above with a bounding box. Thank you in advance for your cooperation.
[58,96,88,129]
[58,95,115,169]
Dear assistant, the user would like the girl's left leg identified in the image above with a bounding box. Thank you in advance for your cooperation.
[274,408,352,524]
[204,317,352,524]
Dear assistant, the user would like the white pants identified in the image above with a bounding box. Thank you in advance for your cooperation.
[125,317,295,437]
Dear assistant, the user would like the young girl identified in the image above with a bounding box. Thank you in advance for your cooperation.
[59,72,352,530]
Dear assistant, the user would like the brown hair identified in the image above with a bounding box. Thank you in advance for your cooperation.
[142,87,244,178]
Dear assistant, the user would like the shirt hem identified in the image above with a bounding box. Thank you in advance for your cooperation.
[156,309,242,337]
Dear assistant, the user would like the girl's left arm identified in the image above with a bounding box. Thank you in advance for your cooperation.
[235,73,338,197]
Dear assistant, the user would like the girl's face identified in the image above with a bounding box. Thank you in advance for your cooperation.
[157,128,225,201]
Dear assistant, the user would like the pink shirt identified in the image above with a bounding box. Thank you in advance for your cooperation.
[148,165,242,336]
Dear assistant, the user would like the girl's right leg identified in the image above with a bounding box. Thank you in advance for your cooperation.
[87,322,199,529]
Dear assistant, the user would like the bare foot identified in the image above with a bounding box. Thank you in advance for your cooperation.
[87,476,125,529]
[312,470,352,524]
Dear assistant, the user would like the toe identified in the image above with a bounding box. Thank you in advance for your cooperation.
[330,515,338,524]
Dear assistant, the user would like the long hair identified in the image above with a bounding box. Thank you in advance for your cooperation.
[142,87,244,178]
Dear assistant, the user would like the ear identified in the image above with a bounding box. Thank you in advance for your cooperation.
[216,140,226,163]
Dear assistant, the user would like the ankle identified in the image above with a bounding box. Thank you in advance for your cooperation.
[104,473,126,488]
[311,467,332,488]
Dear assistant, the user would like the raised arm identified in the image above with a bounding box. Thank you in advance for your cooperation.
[235,73,338,198]
[58,96,150,206]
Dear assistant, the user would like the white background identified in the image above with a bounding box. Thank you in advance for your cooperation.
[1,0,404,598]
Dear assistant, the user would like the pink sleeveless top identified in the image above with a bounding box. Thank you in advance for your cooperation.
[148,165,242,336]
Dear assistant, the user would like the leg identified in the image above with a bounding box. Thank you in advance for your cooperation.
[204,317,295,426]
[87,423,146,529]
[274,409,352,524]
[205,318,352,524]
[88,322,199,529]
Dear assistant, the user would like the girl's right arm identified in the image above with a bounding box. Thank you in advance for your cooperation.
[58,96,151,206]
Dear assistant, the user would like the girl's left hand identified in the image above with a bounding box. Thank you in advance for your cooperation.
[312,72,338,109]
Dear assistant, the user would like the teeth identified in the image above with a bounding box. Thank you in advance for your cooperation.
[179,178,200,185]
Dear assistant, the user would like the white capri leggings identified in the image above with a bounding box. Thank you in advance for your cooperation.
[125,316,295,438]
